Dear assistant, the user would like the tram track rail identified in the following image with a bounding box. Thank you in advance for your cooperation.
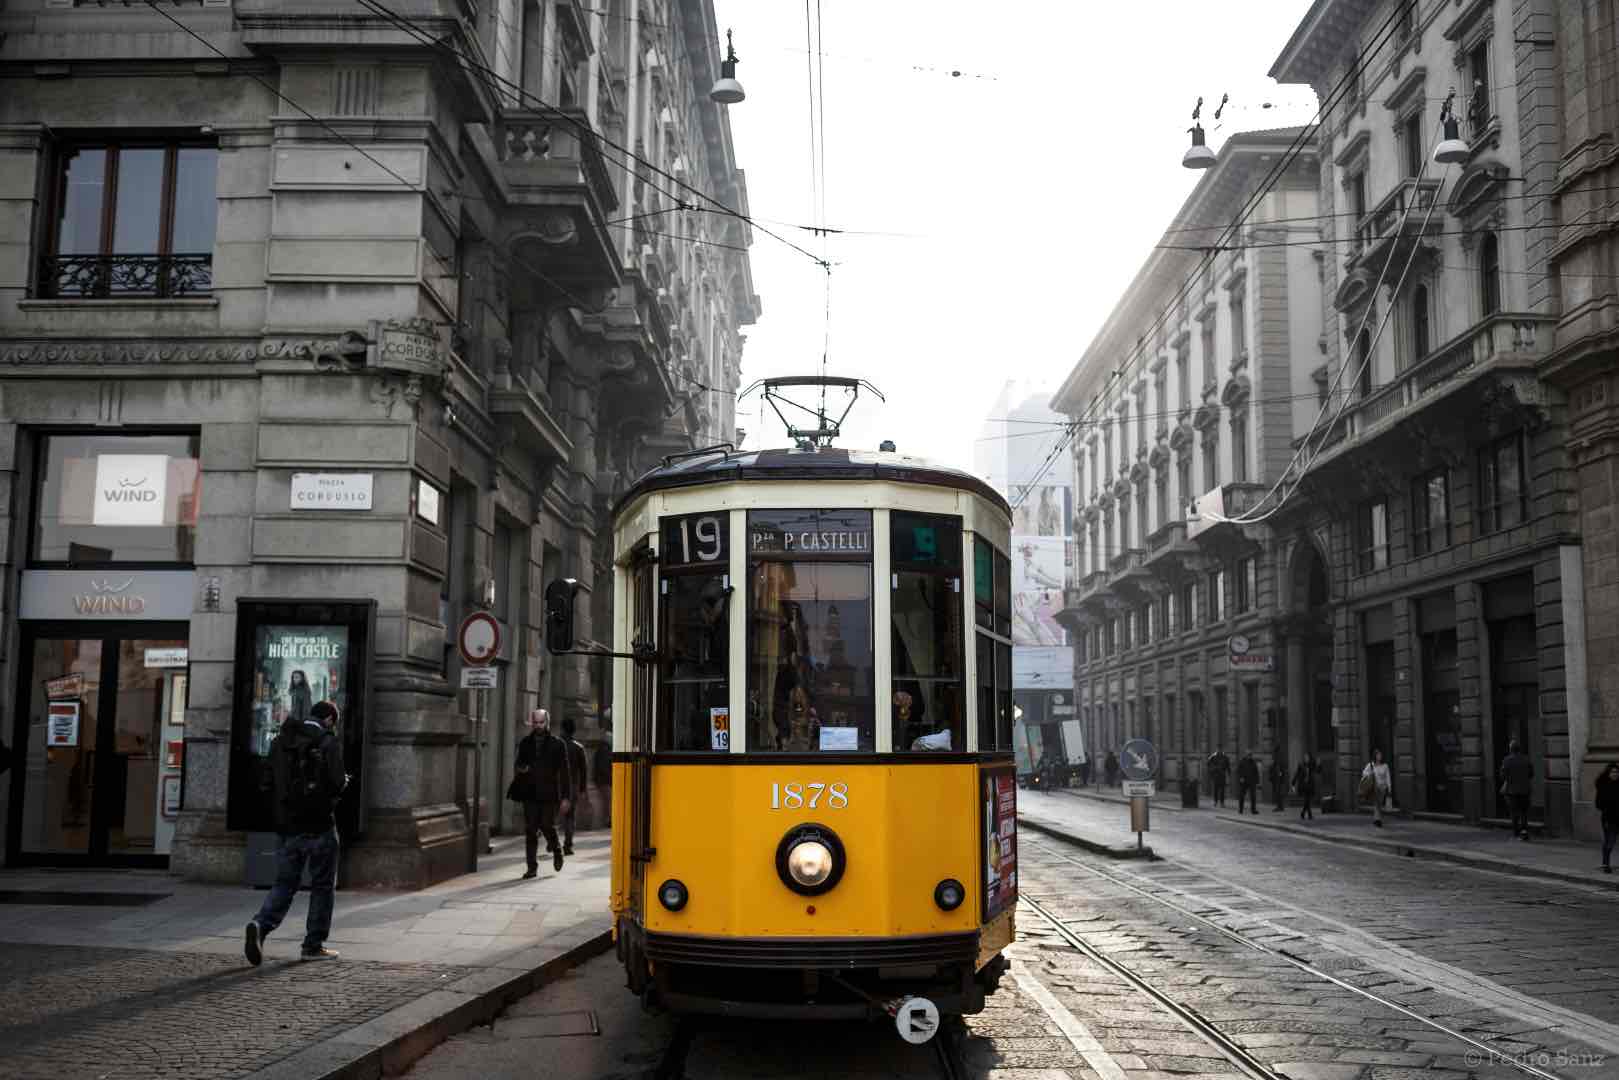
[1024,838,1572,1080]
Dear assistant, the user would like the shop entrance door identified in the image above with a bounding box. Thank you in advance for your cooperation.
[11,625,188,866]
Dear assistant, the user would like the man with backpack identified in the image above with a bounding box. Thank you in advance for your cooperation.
[244,699,347,966]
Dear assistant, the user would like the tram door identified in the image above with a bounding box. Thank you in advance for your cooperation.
[629,549,655,916]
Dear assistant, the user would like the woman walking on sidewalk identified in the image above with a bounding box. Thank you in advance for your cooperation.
[1596,762,1619,874]
[1293,755,1319,820]
[1361,749,1391,827]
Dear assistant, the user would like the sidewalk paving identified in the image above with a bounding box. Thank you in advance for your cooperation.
[0,829,614,1080]
[1040,786,1617,891]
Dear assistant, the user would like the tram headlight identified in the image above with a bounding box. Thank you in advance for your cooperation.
[787,841,834,888]
[934,878,965,911]
[774,823,847,896]
[657,879,689,912]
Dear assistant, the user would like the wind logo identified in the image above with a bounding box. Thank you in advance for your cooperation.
[92,454,169,526]
[72,578,146,615]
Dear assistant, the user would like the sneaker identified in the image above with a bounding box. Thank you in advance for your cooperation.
[522,867,538,880]
[300,947,340,961]
[244,922,263,967]
[553,847,565,872]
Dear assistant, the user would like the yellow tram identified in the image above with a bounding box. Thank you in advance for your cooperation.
[546,441,1017,1034]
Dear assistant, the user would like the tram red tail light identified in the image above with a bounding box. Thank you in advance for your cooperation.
[934,879,965,911]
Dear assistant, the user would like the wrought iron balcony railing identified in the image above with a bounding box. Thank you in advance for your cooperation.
[39,254,212,300]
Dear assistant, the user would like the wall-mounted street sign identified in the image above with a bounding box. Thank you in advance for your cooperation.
[460,666,498,690]
[457,611,501,666]
[371,317,444,376]
[291,472,374,511]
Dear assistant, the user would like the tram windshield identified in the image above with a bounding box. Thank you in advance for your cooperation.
[891,513,965,751]
[747,510,876,752]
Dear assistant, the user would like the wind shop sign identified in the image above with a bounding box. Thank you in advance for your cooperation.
[20,570,196,621]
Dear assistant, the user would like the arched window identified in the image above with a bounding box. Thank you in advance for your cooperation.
[1480,232,1501,315]
[1411,283,1430,363]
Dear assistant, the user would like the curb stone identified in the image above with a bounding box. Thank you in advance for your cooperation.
[1219,814,1618,892]
[241,926,615,1080]
[1018,815,1157,860]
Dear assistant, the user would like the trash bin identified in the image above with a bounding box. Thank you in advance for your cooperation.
[1180,778,1199,808]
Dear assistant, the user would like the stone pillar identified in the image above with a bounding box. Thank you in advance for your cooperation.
[1286,632,1307,775]
[1456,581,1486,823]
[1393,597,1417,811]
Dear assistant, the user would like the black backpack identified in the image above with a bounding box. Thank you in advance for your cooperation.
[280,728,334,824]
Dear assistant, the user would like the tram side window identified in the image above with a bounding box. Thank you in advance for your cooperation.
[973,536,1014,751]
[657,512,730,752]
[891,512,964,752]
[747,509,876,753]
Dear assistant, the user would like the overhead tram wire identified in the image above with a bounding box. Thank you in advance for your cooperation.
[138,0,741,404]
[355,0,831,269]
[1007,0,1417,512]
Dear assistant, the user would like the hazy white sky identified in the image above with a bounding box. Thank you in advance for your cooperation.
[710,0,1320,471]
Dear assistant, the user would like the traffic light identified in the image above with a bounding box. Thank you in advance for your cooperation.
[545,578,582,655]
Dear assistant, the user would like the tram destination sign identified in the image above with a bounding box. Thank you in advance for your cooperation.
[749,509,872,558]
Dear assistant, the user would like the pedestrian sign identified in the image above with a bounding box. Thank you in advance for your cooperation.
[1120,738,1157,781]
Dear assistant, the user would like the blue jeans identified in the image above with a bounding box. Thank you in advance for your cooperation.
[253,829,338,952]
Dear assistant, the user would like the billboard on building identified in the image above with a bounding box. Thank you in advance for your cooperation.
[1011,534,1067,646]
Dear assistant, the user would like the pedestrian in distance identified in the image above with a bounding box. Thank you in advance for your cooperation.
[1360,748,1392,827]
[1269,745,1288,812]
[1499,739,1534,840]
[593,722,613,830]
[1293,755,1319,820]
[244,699,347,966]
[510,708,573,879]
[1596,762,1619,874]
[1207,749,1231,807]
[559,716,589,856]
[1235,750,1260,815]
[1104,750,1120,787]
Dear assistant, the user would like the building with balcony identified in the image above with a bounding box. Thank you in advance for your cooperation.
[1270,0,1580,832]
[1052,130,1323,791]
[0,0,756,884]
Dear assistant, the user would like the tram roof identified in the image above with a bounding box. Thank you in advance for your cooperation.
[614,445,1012,520]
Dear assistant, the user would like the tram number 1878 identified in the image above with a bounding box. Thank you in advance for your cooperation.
[770,782,850,810]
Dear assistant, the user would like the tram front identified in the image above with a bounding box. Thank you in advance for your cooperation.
[546,446,1017,1032]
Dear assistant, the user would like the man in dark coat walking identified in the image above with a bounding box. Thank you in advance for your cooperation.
[1207,750,1231,807]
[1293,755,1319,820]
[1235,750,1260,815]
[560,716,589,855]
[1499,739,1533,840]
[515,708,573,878]
[245,700,347,965]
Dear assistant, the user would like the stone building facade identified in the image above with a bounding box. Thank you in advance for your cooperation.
[0,0,756,884]
[1270,0,1581,833]
[1053,131,1325,793]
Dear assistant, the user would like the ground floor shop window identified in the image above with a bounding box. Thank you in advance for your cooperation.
[13,628,188,862]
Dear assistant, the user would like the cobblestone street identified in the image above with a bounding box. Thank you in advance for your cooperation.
[1022,792,1619,1036]
[0,944,469,1080]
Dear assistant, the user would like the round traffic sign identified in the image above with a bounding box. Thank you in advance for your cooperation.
[894,996,941,1045]
[1120,738,1157,781]
[458,611,501,666]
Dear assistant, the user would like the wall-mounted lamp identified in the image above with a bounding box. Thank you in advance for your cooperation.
[480,578,497,609]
